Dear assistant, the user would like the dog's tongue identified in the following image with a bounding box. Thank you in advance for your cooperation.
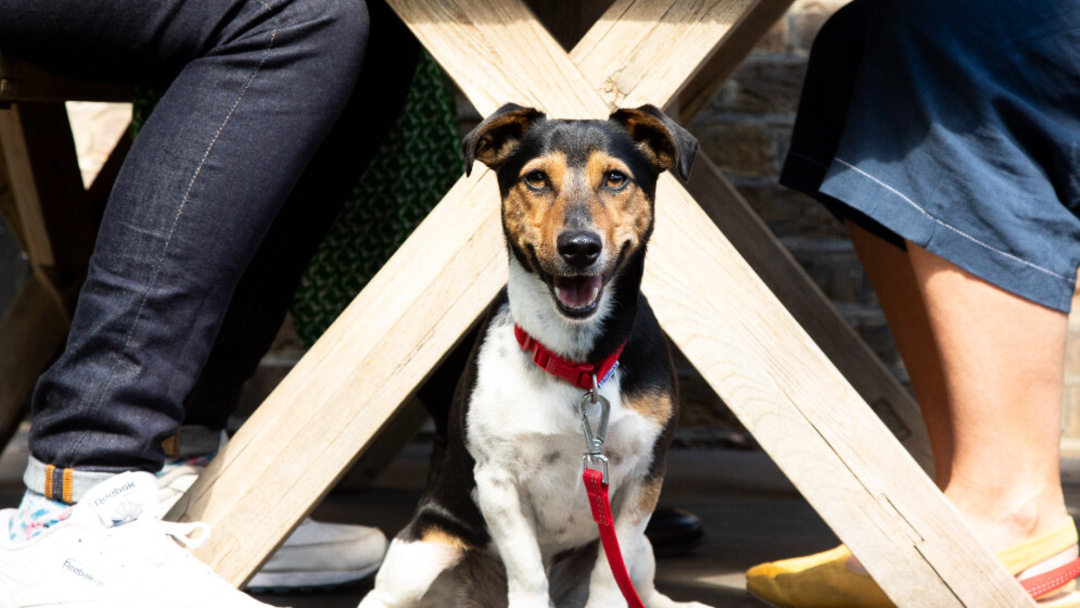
[554,275,602,308]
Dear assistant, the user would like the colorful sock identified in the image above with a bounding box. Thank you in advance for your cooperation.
[8,490,75,542]
[157,450,216,475]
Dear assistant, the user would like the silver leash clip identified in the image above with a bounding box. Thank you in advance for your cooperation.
[581,374,611,484]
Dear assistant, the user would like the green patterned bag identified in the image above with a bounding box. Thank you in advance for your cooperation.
[290,53,463,346]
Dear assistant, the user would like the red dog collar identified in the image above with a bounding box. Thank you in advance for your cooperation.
[513,325,624,389]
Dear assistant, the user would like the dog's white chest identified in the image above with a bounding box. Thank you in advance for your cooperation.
[465,308,660,555]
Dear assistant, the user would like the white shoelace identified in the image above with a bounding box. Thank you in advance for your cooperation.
[160,520,211,550]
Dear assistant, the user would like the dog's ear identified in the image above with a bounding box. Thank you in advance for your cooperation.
[609,105,698,180]
[462,103,545,176]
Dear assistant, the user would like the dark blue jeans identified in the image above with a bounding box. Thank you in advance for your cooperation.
[0,0,412,500]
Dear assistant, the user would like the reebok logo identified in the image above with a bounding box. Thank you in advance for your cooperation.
[92,481,137,508]
[62,559,100,585]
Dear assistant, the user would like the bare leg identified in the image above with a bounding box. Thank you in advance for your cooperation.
[846,223,952,484]
[746,226,1077,605]
[906,242,1070,551]
[850,224,1073,563]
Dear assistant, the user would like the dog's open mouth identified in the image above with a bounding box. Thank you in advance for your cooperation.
[552,274,605,318]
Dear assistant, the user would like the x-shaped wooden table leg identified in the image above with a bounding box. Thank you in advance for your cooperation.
[171,1,1032,604]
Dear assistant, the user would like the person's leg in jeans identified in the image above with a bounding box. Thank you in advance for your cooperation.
[182,0,419,431]
[0,0,367,604]
[10,0,366,496]
[161,2,422,590]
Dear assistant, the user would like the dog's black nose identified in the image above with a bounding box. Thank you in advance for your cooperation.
[557,230,602,269]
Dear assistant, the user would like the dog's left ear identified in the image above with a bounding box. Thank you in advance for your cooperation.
[462,103,545,177]
[610,105,698,180]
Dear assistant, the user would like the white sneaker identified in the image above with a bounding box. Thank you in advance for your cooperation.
[0,471,270,608]
[158,457,387,592]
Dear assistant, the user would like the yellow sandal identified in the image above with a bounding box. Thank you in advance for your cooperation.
[746,519,1080,607]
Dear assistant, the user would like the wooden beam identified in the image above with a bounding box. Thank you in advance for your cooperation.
[0,275,69,452]
[387,0,608,119]
[178,0,746,581]
[86,124,132,219]
[685,154,933,470]
[0,53,131,103]
[11,104,95,274]
[0,102,96,316]
[570,0,758,110]
[0,104,54,269]
[675,0,795,123]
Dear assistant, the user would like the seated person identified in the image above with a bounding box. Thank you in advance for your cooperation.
[747,1,1080,606]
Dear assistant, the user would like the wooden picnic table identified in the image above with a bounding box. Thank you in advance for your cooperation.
[0,1,1034,605]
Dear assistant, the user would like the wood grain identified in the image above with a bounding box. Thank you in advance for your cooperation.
[0,276,68,452]
[0,102,98,316]
[0,53,130,103]
[675,0,795,122]
[0,105,53,268]
[571,0,757,110]
[685,154,933,471]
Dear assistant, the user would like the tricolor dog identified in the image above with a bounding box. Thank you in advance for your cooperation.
[359,104,708,608]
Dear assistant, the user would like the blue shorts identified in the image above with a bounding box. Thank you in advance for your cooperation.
[781,0,1080,312]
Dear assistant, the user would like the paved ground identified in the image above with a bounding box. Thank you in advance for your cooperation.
[5,425,1080,607]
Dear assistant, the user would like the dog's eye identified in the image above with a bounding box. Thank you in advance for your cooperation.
[523,170,548,191]
[604,170,628,190]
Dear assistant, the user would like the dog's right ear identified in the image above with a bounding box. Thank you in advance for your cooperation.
[462,103,545,176]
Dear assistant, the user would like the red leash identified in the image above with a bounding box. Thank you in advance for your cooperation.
[514,324,643,606]
[584,468,646,608]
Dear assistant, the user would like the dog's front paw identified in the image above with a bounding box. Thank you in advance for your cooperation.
[506,591,554,608]
[641,597,713,608]
[583,589,627,608]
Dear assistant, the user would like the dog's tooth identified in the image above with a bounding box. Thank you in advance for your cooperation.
[590,287,599,302]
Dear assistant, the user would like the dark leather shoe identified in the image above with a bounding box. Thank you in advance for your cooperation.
[646,506,705,557]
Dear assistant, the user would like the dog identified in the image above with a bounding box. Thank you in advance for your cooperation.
[359,103,708,608]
